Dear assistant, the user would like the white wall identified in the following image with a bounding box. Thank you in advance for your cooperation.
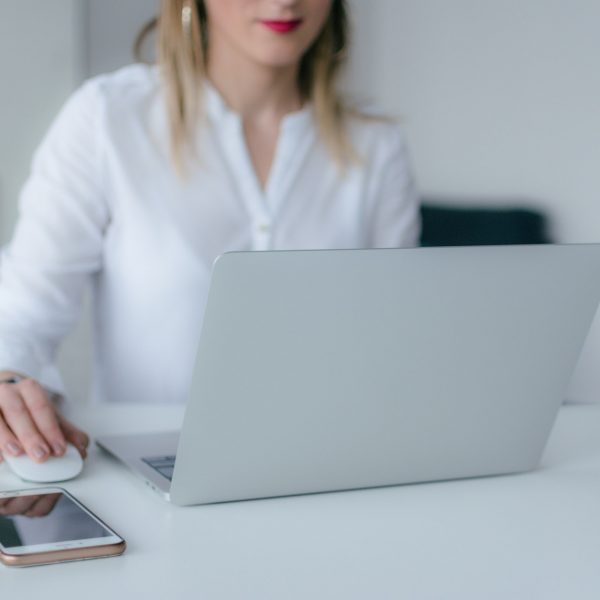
[347,0,600,243]
[85,0,158,77]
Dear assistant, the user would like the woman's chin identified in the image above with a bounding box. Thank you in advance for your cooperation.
[252,50,306,70]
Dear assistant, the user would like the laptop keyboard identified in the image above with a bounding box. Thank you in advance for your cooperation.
[142,455,176,481]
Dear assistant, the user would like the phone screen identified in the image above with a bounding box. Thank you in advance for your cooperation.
[0,491,112,549]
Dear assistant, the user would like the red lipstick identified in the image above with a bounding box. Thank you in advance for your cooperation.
[260,19,303,34]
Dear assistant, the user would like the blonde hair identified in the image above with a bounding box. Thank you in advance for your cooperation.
[135,0,354,173]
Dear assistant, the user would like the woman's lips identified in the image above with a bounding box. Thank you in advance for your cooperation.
[260,19,303,34]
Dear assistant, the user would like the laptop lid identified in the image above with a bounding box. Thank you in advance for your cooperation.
[170,245,600,505]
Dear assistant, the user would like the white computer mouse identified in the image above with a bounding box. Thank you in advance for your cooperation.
[3,443,84,483]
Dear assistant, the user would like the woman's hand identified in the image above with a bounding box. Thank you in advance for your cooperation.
[0,373,89,464]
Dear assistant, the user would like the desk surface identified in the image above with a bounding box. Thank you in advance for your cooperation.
[2,403,600,599]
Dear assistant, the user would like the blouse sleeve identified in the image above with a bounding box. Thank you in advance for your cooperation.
[0,79,109,394]
[364,124,421,248]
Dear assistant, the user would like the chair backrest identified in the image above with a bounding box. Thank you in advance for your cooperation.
[420,202,550,247]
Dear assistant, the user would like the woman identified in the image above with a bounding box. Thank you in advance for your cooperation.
[0,0,419,464]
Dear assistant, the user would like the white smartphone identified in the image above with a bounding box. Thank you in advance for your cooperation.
[0,487,126,567]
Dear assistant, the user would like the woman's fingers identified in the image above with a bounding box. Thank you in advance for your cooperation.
[0,378,89,462]
[0,384,50,462]
[58,414,90,459]
[0,401,24,459]
[0,381,55,463]
[18,379,66,457]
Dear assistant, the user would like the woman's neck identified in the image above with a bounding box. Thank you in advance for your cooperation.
[206,44,302,121]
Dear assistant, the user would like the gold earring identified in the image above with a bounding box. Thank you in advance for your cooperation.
[182,0,193,40]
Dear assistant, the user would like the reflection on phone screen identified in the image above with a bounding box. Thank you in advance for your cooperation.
[0,493,110,548]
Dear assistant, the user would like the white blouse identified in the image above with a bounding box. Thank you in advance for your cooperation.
[0,64,420,404]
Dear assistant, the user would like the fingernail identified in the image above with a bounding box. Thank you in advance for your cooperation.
[53,442,65,456]
[32,446,48,459]
[6,442,22,456]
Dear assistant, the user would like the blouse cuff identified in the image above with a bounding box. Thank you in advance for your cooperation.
[0,349,66,399]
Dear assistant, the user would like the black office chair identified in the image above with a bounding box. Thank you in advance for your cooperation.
[420,202,550,247]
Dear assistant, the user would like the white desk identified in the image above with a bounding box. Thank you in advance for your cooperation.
[2,403,600,599]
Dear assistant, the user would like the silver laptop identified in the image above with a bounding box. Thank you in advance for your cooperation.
[97,244,600,505]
